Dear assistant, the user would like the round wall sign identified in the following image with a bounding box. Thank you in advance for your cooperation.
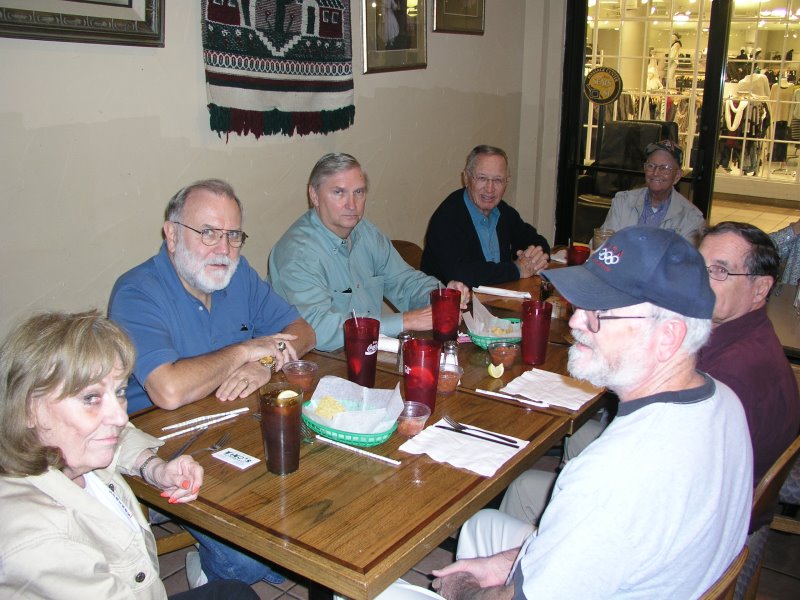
[584,67,623,105]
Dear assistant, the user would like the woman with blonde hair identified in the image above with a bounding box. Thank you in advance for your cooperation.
[0,311,256,599]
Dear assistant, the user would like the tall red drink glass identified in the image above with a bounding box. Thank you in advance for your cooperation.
[260,383,303,475]
[343,317,380,387]
[403,338,442,411]
[521,300,553,365]
[430,289,461,342]
[567,245,590,266]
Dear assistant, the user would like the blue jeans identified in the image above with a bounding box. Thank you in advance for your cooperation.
[187,527,284,585]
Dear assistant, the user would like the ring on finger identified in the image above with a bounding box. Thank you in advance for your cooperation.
[277,341,286,352]
[241,378,249,387]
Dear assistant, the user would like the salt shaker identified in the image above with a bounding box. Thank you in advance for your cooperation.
[396,332,412,374]
[441,340,460,368]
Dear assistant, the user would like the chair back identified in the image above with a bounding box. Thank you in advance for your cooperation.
[752,434,800,531]
[698,546,748,600]
[392,240,423,270]
[593,120,664,197]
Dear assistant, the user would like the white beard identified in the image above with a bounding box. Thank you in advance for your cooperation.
[173,236,239,294]
[567,328,652,393]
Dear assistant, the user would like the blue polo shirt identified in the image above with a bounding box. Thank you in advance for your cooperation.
[463,190,501,263]
[108,243,300,413]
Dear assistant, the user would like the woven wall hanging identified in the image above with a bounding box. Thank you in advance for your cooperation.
[202,0,355,139]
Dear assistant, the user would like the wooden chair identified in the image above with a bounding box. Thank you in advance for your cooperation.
[737,434,800,599]
[139,502,197,555]
[771,368,800,536]
[391,240,423,270]
[698,546,748,600]
[771,452,800,533]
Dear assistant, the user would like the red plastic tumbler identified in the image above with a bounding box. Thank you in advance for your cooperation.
[430,288,461,342]
[402,338,442,411]
[343,317,380,387]
[567,245,590,266]
[521,300,553,365]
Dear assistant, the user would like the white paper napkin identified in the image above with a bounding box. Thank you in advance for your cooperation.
[473,286,532,300]
[501,369,601,411]
[399,419,528,477]
[463,296,522,338]
[550,249,568,264]
[378,334,400,353]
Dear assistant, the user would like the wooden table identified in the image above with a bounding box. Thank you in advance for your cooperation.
[767,284,800,360]
[129,353,569,600]
[458,272,607,434]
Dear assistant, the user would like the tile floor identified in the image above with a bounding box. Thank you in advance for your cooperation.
[157,198,800,599]
[708,198,800,234]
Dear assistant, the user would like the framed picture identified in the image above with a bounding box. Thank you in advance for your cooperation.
[433,0,484,35]
[0,0,165,47]
[363,0,426,73]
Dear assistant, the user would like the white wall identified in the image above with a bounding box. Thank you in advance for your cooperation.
[0,1,565,338]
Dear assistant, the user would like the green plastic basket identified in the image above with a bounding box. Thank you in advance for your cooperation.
[468,318,522,350]
[301,407,397,447]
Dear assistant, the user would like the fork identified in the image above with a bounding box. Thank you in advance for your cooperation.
[442,415,519,445]
[301,421,315,444]
[190,431,232,456]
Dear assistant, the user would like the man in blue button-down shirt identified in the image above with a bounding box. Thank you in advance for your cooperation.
[268,153,469,352]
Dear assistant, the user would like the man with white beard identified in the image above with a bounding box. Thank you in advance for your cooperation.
[110,178,314,413]
[381,227,752,600]
[109,179,314,588]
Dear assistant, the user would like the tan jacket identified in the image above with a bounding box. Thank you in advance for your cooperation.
[0,425,166,599]
[602,187,706,245]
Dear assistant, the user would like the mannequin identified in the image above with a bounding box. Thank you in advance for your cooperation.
[646,66,663,119]
[667,33,682,88]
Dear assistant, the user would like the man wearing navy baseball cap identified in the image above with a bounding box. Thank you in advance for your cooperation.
[407,228,753,600]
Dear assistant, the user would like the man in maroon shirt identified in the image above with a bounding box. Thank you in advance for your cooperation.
[697,221,800,532]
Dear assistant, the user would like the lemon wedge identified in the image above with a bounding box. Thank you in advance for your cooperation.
[487,363,505,378]
[277,390,299,400]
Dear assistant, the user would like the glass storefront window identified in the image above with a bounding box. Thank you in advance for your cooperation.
[581,0,800,201]
[717,0,800,196]
[584,0,710,168]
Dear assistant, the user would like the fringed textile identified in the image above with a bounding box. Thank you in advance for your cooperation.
[202,0,354,139]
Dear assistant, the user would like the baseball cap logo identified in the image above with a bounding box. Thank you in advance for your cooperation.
[597,247,621,265]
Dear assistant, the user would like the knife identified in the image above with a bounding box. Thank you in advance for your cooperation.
[435,425,520,448]
[167,427,207,461]
[475,389,550,408]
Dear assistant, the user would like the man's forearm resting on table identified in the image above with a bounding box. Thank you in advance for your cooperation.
[282,318,316,355]
[144,319,315,409]
[145,344,252,409]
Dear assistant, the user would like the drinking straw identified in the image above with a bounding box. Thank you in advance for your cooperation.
[162,407,250,431]
[158,412,241,440]
[316,436,401,466]
[352,309,359,326]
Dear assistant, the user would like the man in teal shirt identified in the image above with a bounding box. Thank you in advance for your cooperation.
[269,153,469,351]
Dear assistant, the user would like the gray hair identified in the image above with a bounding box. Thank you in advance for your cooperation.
[165,179,244,222]
[465,145,509,174]
[308,153,369,192]
[648,305,712,355]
